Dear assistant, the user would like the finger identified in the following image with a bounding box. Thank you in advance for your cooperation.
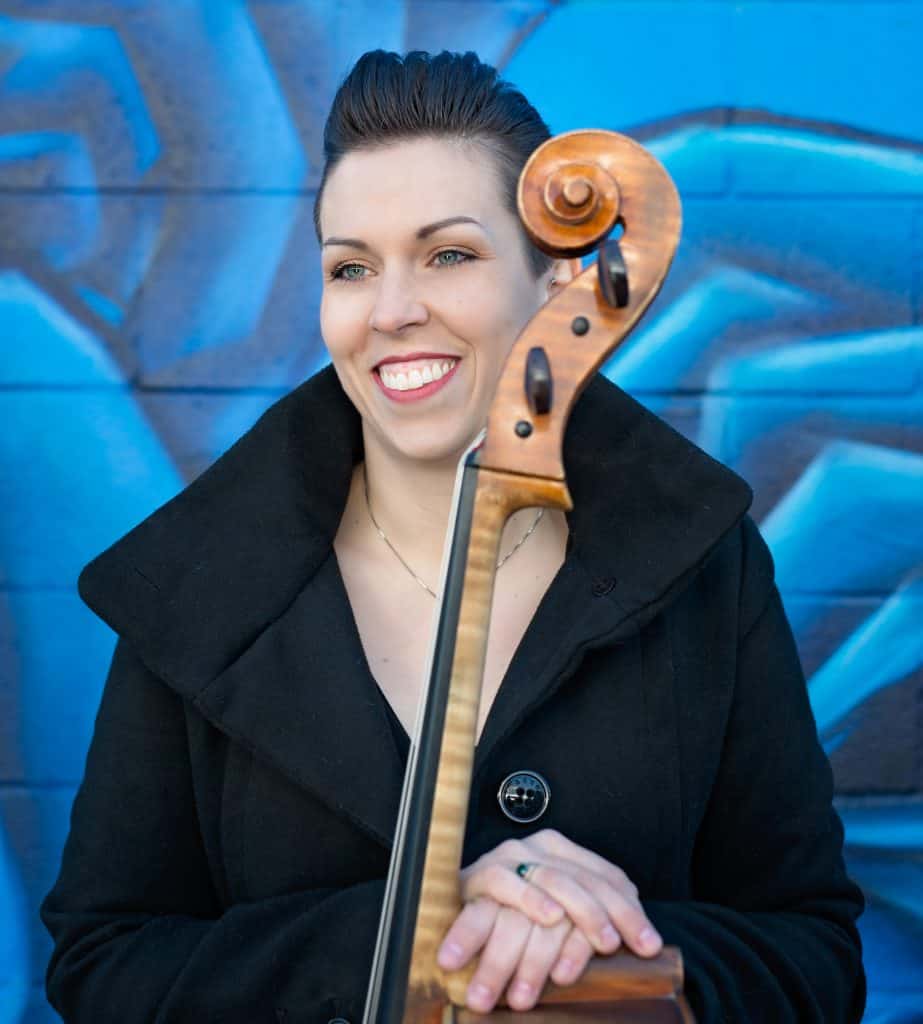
[532,855,662,958]
[460,860,564,926]
[530,830,639,899]
[569,869,661,958]
[437,897,498,971]
[506,917,570,1011]
[551,926,595,986]
[522,863,621,954]
[465,907,532,1014]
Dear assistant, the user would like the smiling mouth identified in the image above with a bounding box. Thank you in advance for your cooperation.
[373,356,461,401]
[377,357,459,391]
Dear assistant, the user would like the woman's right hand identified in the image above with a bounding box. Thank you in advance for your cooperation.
[439,900,586,1013]
[436,830,662,1013]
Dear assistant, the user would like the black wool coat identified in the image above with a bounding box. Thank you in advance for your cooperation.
[42,367,865,1024]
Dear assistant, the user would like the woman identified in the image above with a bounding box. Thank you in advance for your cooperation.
[42,50,865,1023]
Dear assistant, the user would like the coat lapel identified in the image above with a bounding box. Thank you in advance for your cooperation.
[78,367,752,850]
[77,368,405,845]
[477,375,753,767]
[195,551,405,846]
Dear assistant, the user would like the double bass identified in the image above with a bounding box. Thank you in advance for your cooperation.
[361,129,691,1024]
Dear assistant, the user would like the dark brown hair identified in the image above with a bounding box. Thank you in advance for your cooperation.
[313,49,554,276]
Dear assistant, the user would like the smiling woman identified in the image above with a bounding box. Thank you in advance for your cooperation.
[41,50,865,1024]
[319,137,568,461]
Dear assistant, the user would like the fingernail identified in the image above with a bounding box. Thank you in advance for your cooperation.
[438,941,463,967]
[639,926,662,951]
[467,982,493,1010]
[555,957,575,981]
[510,981,533,1005]
[542,897,563,918]
[601,924,620,947]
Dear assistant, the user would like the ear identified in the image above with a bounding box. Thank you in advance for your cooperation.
[546,256,583,296]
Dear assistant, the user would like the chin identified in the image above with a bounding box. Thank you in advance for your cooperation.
[383,420,481,467]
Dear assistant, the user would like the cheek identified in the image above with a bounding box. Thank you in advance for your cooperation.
[475,285,544,364]
[320,290,366,360]
[446,270,537,340]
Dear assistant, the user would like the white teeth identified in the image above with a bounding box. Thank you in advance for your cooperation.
[379,358,456,392]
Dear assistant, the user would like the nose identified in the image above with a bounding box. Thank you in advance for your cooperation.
[368,269,428,334]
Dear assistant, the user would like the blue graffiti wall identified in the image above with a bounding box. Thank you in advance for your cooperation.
[1,2,921,1021]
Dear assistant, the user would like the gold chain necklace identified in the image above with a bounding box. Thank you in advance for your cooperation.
[362,464,544,599]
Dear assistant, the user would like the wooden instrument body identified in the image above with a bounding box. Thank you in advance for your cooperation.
[362,130,689,1024]
[398,475,692,1024]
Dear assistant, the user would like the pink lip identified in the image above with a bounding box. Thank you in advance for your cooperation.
[373,360,461,403]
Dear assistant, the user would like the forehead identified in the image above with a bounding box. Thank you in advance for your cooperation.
[319,136,509,237]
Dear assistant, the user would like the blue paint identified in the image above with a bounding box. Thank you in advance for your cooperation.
[841,804,923,853]
[810,578,923,747]
[0,14,159,177]
[733,3,923,144]
[606,266,820,391]
[138,196,302,371]
[762,441,923,596]
[506,2,733,138]
[725,125,923,196]
[0,3,920,1018]
[707,326,922,395]
[0,828,28,1024]
[509,2,923,144]
[12,593,115,784]
[0,272,123,385]
[852,893,923,1015]
[0,388,182,584]
[75,284,125,326]
[650,122,923,197]
[0,131,95,189]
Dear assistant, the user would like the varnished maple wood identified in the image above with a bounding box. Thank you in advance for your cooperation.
[455,995,694,1023]
[401,473,690,1023]
[440,945,685,1008]
[480,131,681,482]
[404,469,570,1019]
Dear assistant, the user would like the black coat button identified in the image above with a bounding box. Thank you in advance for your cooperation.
[498,770,550,824]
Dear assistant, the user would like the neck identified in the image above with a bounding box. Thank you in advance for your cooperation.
[358,426,544,585]
[361,428,467,570]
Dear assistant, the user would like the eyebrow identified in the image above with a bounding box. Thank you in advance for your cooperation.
[417,215,484,238]
[322,215,485,249]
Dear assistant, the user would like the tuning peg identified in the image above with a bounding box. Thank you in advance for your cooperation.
[597,238,629,308]
[525,346,552,415]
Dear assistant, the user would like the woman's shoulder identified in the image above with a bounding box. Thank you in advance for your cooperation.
[77,366,361,685]
[563,374,756,607]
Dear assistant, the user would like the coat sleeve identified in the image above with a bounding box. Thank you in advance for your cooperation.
[41,639,384,1024]
[643,518,866,1023]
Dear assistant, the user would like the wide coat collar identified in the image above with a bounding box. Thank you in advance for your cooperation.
[79,366,752,846]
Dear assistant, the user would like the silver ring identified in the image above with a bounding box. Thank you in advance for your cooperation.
[515,861,539,883]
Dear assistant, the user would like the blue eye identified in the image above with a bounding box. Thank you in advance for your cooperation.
[331,263,368,281]
[434,249,472,267]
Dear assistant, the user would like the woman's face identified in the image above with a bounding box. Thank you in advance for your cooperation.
[318,136,553,465]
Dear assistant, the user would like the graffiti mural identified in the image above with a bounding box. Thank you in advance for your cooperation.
[1,3,920,1021]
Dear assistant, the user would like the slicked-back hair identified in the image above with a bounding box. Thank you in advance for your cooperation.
[313,49,555,277]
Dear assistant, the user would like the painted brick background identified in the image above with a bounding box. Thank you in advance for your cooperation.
[1,2,921,1021]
